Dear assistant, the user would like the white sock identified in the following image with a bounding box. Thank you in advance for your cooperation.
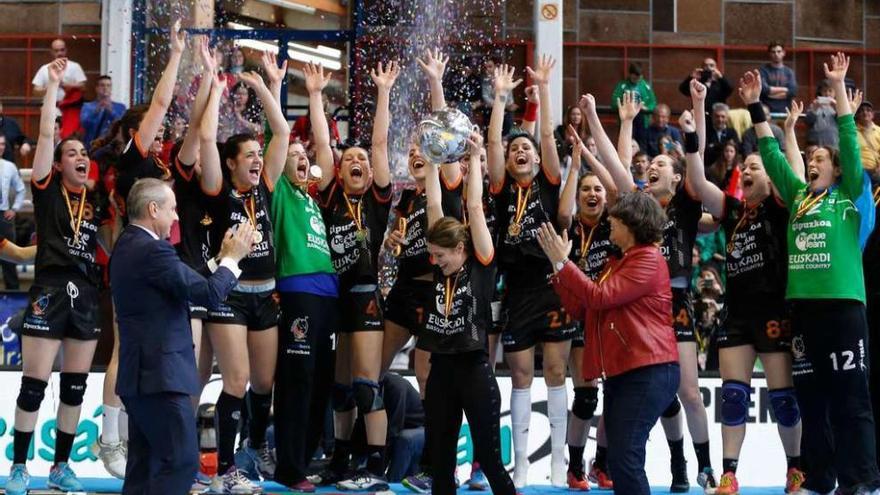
[102,405,121,444]
[547,385,568,466]
[510,387,531,466]
[118,407,128,442]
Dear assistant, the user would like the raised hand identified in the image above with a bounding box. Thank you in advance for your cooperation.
[616,92,640,121]
[679,110,696,133]
[690,78,707,102]
[738,70,762,105]
[493,64,522,97]
[261,51,288,89]
[536,222,572,266]
[848,88,863,111]
[47,58,67,84]
[238,71,268,91]
[567,125,584,172]
[526,54,556,86]
[303,62,332,94]
[416,48,448,81]
[823,51,850,83]
[466,131,484,156]
[578,93,597,115]
[370,61,401,92]
[169,19,186,54]
[784,100,804,131]
[196,36,216,74]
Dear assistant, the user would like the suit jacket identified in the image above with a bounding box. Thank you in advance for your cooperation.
[110,225,237,397]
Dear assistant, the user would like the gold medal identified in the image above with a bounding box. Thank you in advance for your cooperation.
[253,230,263,244]
[508,222,522,237]
[61,186,87,242]
[356,229,368,242]
[726,241,735,254]
[508,182,532,239]
[200,213,213,226]
[343,192,367,243]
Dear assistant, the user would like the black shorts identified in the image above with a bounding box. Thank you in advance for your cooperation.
[207,289,279,331]
[189,304,208,320]
[21,281,101,341]
[571,322,585,348]
[501,285,578,352]
[719,303,791,353]
[339,286,384,333]
[383,278,432,335]
[672,288,696,343]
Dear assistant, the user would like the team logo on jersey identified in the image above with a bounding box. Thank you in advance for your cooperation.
[291,316,309,341]
[794,232,827,252]
[310,215,324,234]
[200,213,213,226]
[791,335,806,360]
[31,294,50,317]
[330,235,346,254]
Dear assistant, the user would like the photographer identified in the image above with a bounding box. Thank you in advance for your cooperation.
[679,58,733,117]
[693,264,724,373]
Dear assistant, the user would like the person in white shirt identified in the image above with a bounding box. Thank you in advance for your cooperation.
[31,39,86,104]
[0,134,25,289]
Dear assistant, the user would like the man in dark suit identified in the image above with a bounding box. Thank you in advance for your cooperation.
[705,102,741,165]
[110,178,254,495]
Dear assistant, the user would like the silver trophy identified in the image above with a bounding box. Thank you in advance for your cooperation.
[418,107,476,164]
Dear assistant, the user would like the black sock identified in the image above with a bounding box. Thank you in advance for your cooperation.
[365,444,386,478]
[247,389,272,447]
[215,391,244,474]
[668,438,685,464]
[13,429,33,464]
[722,458,738,474]
[595,445,608,470]
[54,430,75,465]
[694,441,711,471]
[330,439,351,473]
[568,445,585,472]
[787,456,801,470]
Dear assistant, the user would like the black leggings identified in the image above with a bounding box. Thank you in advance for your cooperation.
[791,299,880,493]
[425,351,515,495]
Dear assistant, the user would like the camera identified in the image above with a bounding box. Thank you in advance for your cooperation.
[700,69,713,82]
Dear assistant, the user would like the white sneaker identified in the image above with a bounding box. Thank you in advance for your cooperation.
[92,435,126,479]
[211,466,257,494]
[512,459,529,488]
[550,455,567,487]
[336,469,390,491]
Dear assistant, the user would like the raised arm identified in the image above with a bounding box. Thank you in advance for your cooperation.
[417,49,448,112]
[198,74,225,195]
[690,79,707,157]
[558,134,583,229]
[582,93,634,192]
[369,61,400,189]
[425,162,443,228]
[825,52,863,198]
[680,110,724,217]
[487,64,522,190]
[245,57,290,186]
[261,51,287,106]
[465,132,493,263]
[615,92,636,174]
[177,36,216,167]
[520,85,539,136]
[783,100,806,179]
[740,71,774,140]
[526,55,560,181]
[32,58,67,182]
[136,20,185,152]
[304,62,336,191]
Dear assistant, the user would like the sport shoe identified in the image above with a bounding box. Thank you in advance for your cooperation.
[93,435,127,479]
[588,460,613,490]
[670,457,690,493]
[288,478,316,493]
[242,439,276,480]
[466,466,489,491]
[211,466,258,494]
[307,467,344,486]
[402,472,432,493]
[4,463,30,495]
[336,469,389,491]
[47,462,85,492]
[785,467,805,493]
[698,466,718,493]
[715,471,739,495]
[567,468,591,491]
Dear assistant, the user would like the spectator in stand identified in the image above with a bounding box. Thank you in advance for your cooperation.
[805,79,838,148]
[856,100,880,179]
[742,103,785,156]
[706,140,743,193]
[759,42,797,115]
[80,75,127,151]
[706,103,740,165]
[291,92,341,151]
[0,135,24,290]
[679,58,733,114]
[647,103,682,158]
[219,81,263,142]
[631,151,650,190]
[32,39,87,139]
[611,62,656,151]
[0,102,32,165]
[476,56,514,135]
[228,47,246,75]
[554,105,589,164]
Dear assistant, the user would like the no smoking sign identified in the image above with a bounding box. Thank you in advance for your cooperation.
[540,2,558,21]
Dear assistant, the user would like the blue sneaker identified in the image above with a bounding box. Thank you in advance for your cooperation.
[402,472,432,493]
[47,462,84,492]
[4,463,30,495]
[466,467,489,491]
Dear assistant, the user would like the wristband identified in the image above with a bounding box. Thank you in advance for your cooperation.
[748,102,766,125]
[684,132,699,154]
[524,101,539,122]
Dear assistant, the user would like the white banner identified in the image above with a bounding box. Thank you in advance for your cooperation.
[0,372,787,486]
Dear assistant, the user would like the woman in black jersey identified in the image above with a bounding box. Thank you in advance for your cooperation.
[200,59,291,493]
[315,61,398,492]
[581,92,715,492]
[420,131,515,495]
[682,82,804,493]
[486,56,572,487]
[557,130,617,491]
[5,58,113,495]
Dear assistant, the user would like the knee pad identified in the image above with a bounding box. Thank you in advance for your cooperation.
[572,386,599,421]
[769,387,800,428]
[352,378,384,414]
[16,376,48,412]
[720,380,751,427]
[661,396,681,418]
[331,383,355,412]
[59,372,88,406]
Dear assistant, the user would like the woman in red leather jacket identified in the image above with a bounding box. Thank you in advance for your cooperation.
[537,192,680,495]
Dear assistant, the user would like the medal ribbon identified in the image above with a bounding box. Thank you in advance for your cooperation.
[444,272,460,317]
[727,203,755,251]
[343,192,364,232]
[578,221,598,264]
[794,190,827,220]
[597,262,614,285]
[61,186,87,241]
[393,217,407,257]
[244,193,258,231]
[873,186,880,207]
[511,183,532,231]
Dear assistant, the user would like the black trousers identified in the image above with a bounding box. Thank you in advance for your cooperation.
[0,213,19,289]
[425,351,515,495]
[870,292,880,471]
[273,291,337,486]
[791,299,880,494]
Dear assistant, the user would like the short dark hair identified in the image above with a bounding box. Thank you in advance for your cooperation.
[505,130,540,156]
[96,75,112,83]
[608,192,666,245]
[767,41,784,52]
[53,138,85,163]
[633,151,649,161]
[628,62,643,76]
[222,133,258,166]
[119,104,149,141]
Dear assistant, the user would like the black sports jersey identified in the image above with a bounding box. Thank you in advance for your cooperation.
[394,178,462,280]
[722,194,789,308]
[320,179,392,290]
[658,187,702,283]
[172,159,212,270]
[32,173,109,286]
[567,213,617,280]
[864,186,880,294]
[493,170,560,287]
[417,257,496,354]
[115,135,172,222]
[205,177,275,281]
